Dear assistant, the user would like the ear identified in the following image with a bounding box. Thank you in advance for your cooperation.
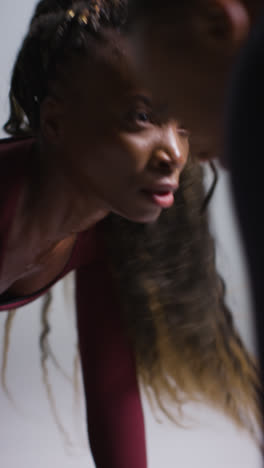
[39,96,65,145]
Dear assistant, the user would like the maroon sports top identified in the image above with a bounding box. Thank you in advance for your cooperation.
[0,137,147,468]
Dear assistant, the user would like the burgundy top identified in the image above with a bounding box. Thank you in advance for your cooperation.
[0,137,147,468]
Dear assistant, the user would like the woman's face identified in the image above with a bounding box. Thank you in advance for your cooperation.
[41,36,189,224]
[126,0,262,162]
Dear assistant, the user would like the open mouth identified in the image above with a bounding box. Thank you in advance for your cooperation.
[142,190,175,209]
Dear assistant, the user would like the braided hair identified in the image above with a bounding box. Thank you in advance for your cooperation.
[3,0,262,445]
[4,0,127,136]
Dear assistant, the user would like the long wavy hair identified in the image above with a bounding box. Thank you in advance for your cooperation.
[2,0,262,445]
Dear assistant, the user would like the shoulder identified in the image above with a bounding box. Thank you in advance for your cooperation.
[0,136,35,237]
[0,136,35,191]
[0,136,35,167]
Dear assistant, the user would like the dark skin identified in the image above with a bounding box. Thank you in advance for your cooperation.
[127,0,263,161]
[0,36,188,296]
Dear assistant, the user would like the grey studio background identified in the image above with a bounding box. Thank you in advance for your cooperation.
[0,1,261,467]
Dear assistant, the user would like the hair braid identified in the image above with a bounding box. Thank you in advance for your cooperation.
[4,0,127,137]
[1,310,18,409]
[40,291,74,447]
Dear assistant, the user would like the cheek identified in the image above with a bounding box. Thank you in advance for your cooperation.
[69,141,139,187]
[99,135,152,178]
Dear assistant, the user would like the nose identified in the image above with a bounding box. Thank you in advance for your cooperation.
[149,124,189,174]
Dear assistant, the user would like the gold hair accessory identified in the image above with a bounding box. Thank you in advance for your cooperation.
[78,8,90,25]
[66,9,75,19]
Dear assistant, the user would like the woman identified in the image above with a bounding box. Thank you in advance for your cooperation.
[0,1,261,467]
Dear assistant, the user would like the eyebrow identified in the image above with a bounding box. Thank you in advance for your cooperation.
[131,94,152,106]
[131,93,169,116]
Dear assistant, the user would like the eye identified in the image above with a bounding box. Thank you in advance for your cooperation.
[177,124,190,139]
[178,128,190,138]
[129,109,152,125]
[123,107,153,131]
[134,111,151,123]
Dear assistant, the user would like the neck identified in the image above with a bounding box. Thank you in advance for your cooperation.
[23,142,109,243]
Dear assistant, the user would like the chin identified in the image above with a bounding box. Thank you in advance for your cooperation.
[122,208,162,224]
[111,197,163,224]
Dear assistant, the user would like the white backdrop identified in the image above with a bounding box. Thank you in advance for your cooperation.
[0,1,261,467]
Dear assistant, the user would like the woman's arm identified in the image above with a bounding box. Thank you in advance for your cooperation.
[75,262,148,468]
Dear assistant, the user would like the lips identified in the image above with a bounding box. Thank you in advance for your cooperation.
[141,183,178,209]
[149,191,175,208]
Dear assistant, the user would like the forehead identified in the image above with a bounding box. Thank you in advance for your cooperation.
[60,30,139,106]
